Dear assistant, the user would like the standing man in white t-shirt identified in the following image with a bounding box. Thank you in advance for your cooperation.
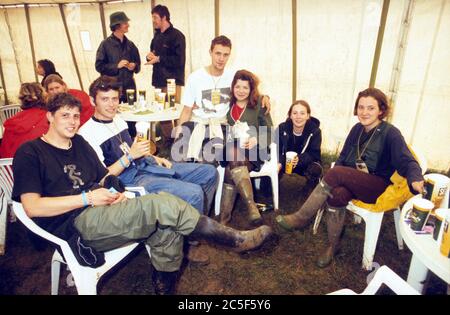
[174,35,270,162]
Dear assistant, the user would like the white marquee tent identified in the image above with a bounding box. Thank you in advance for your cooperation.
[0,0,449,171]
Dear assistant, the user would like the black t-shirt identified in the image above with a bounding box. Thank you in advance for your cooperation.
[287,133,305,157]
[12,134,108,237]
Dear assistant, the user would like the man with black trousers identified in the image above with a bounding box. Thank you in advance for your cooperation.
[146,5,186,145]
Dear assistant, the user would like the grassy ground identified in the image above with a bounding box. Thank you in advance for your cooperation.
[0,146,447,295]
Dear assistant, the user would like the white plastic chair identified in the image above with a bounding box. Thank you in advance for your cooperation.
[13,201,145,295]
[214,142,279,216]
[0,158,13,255]
[328,265,420,295]
[0,104,21,133]
[313,147,427,271]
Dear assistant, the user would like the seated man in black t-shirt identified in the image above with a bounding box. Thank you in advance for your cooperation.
[12,93,273,295]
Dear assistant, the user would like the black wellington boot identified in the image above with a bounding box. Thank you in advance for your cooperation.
[190,215,273,252]
[276,180,332,231]
[152,269,178,295]
[316,206,346,268]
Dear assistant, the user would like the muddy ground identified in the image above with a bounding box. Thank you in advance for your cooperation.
[0,148,447,295]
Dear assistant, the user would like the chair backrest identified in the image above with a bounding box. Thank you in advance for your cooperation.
[0,158,14,202]
[0,105,21,126]
[328,265,420,295]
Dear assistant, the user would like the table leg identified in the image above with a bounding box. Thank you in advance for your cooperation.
[407,254,429,293]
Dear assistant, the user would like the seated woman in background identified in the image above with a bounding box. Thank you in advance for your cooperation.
[219,70,273,226]
[43,74,94,125]
[0,83,48,158]
[36,59,62,86]
[275,100,323,195]
[276,88,424,268]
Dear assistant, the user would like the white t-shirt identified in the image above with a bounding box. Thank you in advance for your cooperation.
[181,67,235,120]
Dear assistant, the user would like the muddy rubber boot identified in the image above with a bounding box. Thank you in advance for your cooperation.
[230,166,263,225]
[190,215,273,253]
[219,183,238,225]
[187,244,210,266]
[152,269,178,295]
[276,180,332,231]
[317,207,346,268]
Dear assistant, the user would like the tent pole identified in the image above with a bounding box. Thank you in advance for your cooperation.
[0,57,9,105]
[4,8,23,86]
[59,4,84,91]
[99,2,107,40]
[369,0,390,88]
[214,0,220,37]
[292,0,297,103]
[24,4,38,83]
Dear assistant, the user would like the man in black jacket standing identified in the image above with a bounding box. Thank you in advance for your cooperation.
[95,11,141,104]
[146,5,186,144]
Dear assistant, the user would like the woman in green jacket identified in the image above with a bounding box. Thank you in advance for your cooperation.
[219,70,273,226]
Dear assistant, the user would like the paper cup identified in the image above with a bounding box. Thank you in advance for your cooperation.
[285,151,298,174]
[440,215,450,257]
[409,198,434,231]
[135,121,150,142]
[424,174,450,209]
[434,208,449,243]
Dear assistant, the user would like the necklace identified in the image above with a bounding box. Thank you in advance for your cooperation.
[103,119,124,144]
[231,103,247,123]
[41,134,72,150]
[208,66,223,89]
[356,123,380,160]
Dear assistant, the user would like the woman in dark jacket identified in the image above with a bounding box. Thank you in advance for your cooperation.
[36,59,62,86]
[275,100,323,190]
[276,88,424,268]
[219,70,273,226]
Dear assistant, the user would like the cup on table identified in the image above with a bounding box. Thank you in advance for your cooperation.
[126,89,135,106]
[409,198,434,231]
[138,90,146,102]
[135,121,150,143]
[285,151,298,174]
[440,214,450,257]
[157,92,167,109]
[423,173,450,209]
[433,208,449,242]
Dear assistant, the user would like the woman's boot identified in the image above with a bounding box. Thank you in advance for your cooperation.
[219,183,238,225]
[276,180,332,230]
[230,166,262,225]
[316,207,346,268]
[190,215,273,252]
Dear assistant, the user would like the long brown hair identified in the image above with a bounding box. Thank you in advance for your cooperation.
[19,83,46,110]
[230,70,260,109]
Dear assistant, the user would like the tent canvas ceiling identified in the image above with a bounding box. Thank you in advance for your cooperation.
[0,0,449,171]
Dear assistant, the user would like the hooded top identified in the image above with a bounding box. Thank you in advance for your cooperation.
[0,108,49,158]
[275,116,322,172]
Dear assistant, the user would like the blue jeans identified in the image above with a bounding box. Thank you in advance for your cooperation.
[130,162,218,214]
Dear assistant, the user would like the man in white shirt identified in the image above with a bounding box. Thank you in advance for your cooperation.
[174,35,270,162]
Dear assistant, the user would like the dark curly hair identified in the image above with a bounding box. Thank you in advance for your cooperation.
[230,70,260,109]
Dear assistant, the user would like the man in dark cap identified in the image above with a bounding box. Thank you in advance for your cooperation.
[95,11,141,136]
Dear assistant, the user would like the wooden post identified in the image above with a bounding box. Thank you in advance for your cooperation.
[214,0,220,37]
[99,2,107,40]
[24,4,38,83]
[292,0,297,103]
[0,56,8,105]
[369,0,390,88]
[59,4,84,90]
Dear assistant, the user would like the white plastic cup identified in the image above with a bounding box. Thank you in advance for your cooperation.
[409,198,434,231]
[424,174,450,209]
[285,151,298,174]
[239,135,249,148]
[135,121,150,142]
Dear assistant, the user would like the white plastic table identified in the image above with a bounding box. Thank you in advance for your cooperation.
[118,103,182,139]
[400,195,450,293]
